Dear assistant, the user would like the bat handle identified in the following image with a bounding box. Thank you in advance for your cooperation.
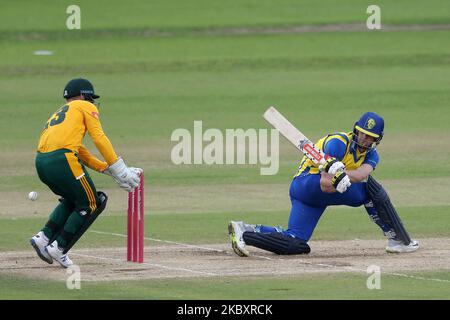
[299,140,328,166]
[298,139,312,150]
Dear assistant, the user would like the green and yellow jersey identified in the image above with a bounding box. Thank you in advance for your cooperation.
[295,132,379,177]
[38,100,118,175]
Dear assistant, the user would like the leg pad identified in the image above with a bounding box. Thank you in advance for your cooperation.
[243,231,310,255]
[62,191,108,253]
[366,176,411,245]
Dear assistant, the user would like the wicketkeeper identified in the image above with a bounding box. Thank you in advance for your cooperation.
[229,112,419,256]
[30,78,142,268]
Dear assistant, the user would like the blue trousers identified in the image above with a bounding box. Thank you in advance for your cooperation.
[257,174,392,241]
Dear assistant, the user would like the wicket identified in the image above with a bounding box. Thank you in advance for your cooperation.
[127,172,144,263]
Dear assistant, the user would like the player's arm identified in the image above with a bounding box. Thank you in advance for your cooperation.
[320,137,351,193]
[346,150,378,183]
[77,145,108,172]
[319,136,347,173]
[320,171,351,193]
[320,172,336,193]
[345,164,373,183]
[83,103,141,191]
[83,105,119,165]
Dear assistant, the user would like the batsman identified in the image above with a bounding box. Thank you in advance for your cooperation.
[30,78,142,268]
[229,112,419,256]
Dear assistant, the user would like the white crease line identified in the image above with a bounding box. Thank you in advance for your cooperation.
[70,252,217,276]
[245,257,450,283]
[90,230,227,253]
[252,255,274,260]
[90,230,450,284]
[321,265,450,284]
[265,258,450,284]
[381,272,450,283]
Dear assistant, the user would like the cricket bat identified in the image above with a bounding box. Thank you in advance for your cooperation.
[263,106,329,166]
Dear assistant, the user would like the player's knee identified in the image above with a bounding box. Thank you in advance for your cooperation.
[77,191,107,217]
[284,236,311,255]
[243,232,311,255]
[75,208,92,219]
[95,191,108,215]
[346,183,369,207]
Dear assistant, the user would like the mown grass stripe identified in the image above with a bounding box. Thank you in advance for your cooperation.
[1,23,450,42]
[1,54,450,76]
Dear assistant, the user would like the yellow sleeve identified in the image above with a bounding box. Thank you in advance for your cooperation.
[78,145,109,172]
[82,103,119,165]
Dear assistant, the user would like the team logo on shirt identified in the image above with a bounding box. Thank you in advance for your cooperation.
[366,118,376,129]
[91,111,99,119]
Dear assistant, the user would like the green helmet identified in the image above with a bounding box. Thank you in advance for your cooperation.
[63,78,100,102]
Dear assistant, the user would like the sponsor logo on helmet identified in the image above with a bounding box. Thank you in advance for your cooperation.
[365,118,376,129]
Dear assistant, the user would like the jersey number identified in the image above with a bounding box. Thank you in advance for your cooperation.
[45,105,69,129]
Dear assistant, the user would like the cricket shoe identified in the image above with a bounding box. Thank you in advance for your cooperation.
[30,231,53,264]
[386,239,419,253]
[228,221,249,257]
[45,240,73,268]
